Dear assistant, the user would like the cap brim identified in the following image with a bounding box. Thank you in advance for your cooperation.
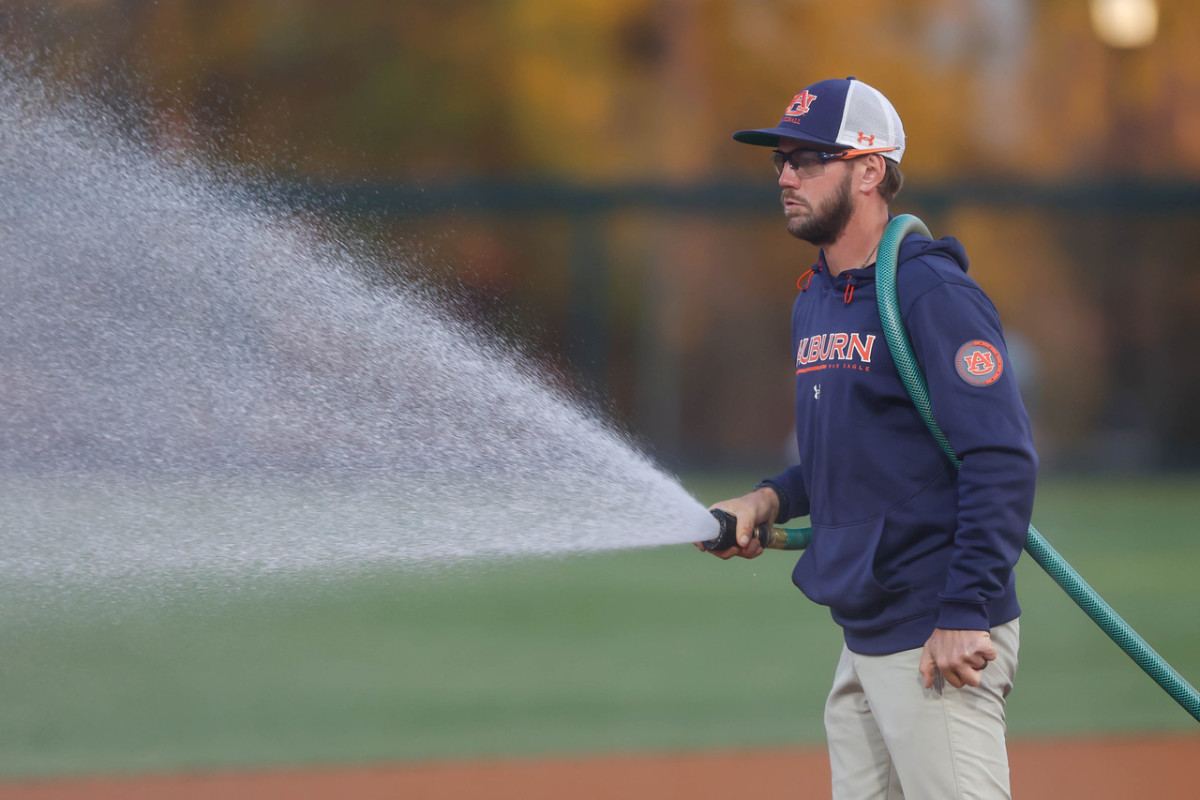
[731,127,842,149]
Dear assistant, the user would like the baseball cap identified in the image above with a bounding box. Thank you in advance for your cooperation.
[733,77,906,163]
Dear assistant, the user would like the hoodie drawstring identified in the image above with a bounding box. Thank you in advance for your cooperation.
[798,265,858,304]
[799,257,826,291]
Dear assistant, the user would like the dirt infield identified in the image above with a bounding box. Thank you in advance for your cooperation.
[2,735,1196,799]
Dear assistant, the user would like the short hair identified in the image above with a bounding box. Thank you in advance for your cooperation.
[878,160,904,204]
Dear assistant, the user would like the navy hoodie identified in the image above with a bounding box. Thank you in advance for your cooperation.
[761,233,1037,655]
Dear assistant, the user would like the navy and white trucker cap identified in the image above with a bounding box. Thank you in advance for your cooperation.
[733,77,905,163]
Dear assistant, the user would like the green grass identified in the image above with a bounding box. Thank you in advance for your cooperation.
[2,475,1199,777]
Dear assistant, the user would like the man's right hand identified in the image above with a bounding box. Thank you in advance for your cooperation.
[694,486,781,560]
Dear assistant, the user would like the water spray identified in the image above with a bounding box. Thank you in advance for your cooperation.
[0,58,717,599]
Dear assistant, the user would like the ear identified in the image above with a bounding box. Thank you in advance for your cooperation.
[857,153,886,195]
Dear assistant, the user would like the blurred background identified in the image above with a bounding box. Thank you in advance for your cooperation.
[4,0,1200,785]
[7,0,1200,475]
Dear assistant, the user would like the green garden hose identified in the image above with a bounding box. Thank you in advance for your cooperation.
[701,215,1199,721]
[867,213,1200,723]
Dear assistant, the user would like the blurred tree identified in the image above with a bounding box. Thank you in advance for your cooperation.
[9,0,1200,181]
[5,0,1200,466]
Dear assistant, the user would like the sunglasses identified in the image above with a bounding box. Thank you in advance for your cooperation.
[771,147,897,177]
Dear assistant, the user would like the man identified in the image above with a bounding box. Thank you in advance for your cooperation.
[702,77,1037,799]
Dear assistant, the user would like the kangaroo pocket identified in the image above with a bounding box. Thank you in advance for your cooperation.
[792,517,906,618]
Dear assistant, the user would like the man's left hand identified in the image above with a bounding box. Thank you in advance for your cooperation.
[919,628,997,689]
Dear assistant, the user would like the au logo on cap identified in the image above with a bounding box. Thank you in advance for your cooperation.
[955,340,1003,386]
[784,90,817,118]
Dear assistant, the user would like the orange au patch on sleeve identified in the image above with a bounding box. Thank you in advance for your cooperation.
[955,340,1003,386]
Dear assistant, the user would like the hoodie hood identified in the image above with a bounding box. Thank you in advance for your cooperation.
[898,233,969,274]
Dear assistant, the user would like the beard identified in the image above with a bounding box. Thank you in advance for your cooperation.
[784,168,854,246]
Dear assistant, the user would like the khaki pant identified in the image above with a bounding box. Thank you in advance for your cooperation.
[824,619,1019,800]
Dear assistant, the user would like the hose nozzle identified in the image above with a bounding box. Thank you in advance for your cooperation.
[702,508,768,551]
[701,508,811,551]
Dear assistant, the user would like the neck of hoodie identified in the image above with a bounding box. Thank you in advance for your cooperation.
[800,223,973,307]
[804,253,876,306]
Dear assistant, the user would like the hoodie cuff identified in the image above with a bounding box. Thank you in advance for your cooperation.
[936,600,991,631]
[754,480,790,524]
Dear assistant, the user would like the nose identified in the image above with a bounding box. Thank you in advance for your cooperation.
[777,164,802,188]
